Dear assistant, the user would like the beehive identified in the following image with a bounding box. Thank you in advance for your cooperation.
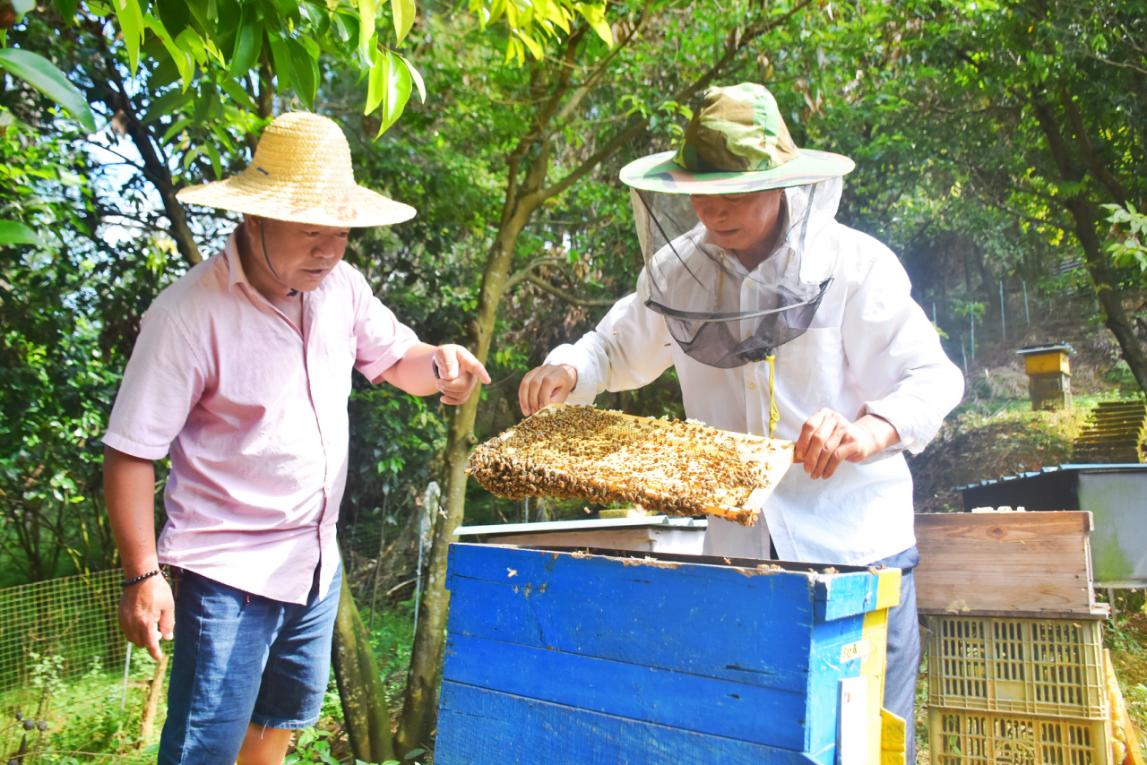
[466,404,793,525]
[435,544,903,765]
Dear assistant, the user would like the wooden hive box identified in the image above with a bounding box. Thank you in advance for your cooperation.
[436,543,903,765]
[914,510,1106,617]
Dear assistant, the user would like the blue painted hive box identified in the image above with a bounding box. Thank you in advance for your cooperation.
[436,543,902,764]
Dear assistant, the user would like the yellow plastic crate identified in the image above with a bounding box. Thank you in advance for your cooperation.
[929,707,1113,765]
[927,615,1108,720]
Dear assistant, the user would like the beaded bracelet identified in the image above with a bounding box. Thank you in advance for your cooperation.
[121,569,162,588]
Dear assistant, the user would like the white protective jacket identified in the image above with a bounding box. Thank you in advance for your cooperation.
[546,178,964,564]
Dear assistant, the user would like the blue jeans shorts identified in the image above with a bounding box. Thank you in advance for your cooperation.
[158,564,342,765]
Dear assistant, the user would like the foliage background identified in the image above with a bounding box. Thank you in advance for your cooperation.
[1,0,1144,759]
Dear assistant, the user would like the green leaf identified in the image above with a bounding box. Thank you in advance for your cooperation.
[574,2,613,47]
[544,1,571,34]
[183,0,212,33]
[390,0,415,44]
[266,32,293,94]
[228,11,263,75]
[0,220,38,246]
[155,0,190,36]
[0,49,96,132]
[331,11,356,42]
[142,86,194,123]
[298,1,329,28]
[53,0,79,20]
[396,51,425,103]
[503,35,524,66]
[10,0,35,21]
[365,46,386,114]
[358,0,378,64]
[145,16,195,90]
[286,37,319,109]
[514,29,543,60]
[160,115,191,143]
[365,47,411,136]
[204,141,222,180]
[111,0,146,73]
[176,26,208,65]
[190,86,220,124]
[218,76,258,112]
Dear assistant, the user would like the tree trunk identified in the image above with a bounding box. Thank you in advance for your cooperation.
[1031,97,1147,393]
[396,215,528,753]
[332,574,396,763]
[1064,198,1147,393]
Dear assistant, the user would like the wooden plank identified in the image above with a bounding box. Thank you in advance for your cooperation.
[440,544,891,763]
[447,545,820,691]
[447,544,875,691]
[488,528,656,551]
[442,634,813,751]
[436,682,827,765]
[914,511,1104,616]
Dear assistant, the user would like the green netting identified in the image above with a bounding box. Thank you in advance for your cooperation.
[0,569,126,692]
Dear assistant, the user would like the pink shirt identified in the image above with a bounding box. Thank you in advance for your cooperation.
[104,233,418,604]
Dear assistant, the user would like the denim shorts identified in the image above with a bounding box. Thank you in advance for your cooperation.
[158,564,342,765]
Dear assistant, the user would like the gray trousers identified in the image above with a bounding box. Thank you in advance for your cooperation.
[874,547,921,764]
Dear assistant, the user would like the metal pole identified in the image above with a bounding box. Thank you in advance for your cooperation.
[1022,280,1030,325]
[970,311,976,360]
[999,279,1007,341]
[121,643,132,711]
[961,342,969,375]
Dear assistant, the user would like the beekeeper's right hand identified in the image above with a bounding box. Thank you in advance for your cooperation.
[519,363,578,416]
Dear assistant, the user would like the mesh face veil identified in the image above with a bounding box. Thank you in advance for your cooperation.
[631,182,836,369]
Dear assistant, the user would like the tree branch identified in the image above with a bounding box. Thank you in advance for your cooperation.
[551,2,651,127]
[504,255,574,292]
[538,2,814,203]
[522,273,617,307]
[89,20,201,265]
[1058,88,1128,205]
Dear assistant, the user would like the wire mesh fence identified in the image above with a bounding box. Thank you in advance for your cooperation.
[0,569,126,693]
[0,497,432,709]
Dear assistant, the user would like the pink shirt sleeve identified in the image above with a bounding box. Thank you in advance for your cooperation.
[103,305,208,460]
[349,269,420,384]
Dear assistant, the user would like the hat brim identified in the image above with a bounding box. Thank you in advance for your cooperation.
[176,175,416,228]
[620,148,855,195]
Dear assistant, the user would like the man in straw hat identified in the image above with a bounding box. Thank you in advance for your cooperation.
[102,112,490,764]
[519,83,963,759]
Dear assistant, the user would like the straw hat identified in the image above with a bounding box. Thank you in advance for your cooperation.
[176,112,416,227]
[620,83,854,195]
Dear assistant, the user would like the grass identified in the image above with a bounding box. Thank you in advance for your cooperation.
[0,599,419,764]
[0,650,160,763]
